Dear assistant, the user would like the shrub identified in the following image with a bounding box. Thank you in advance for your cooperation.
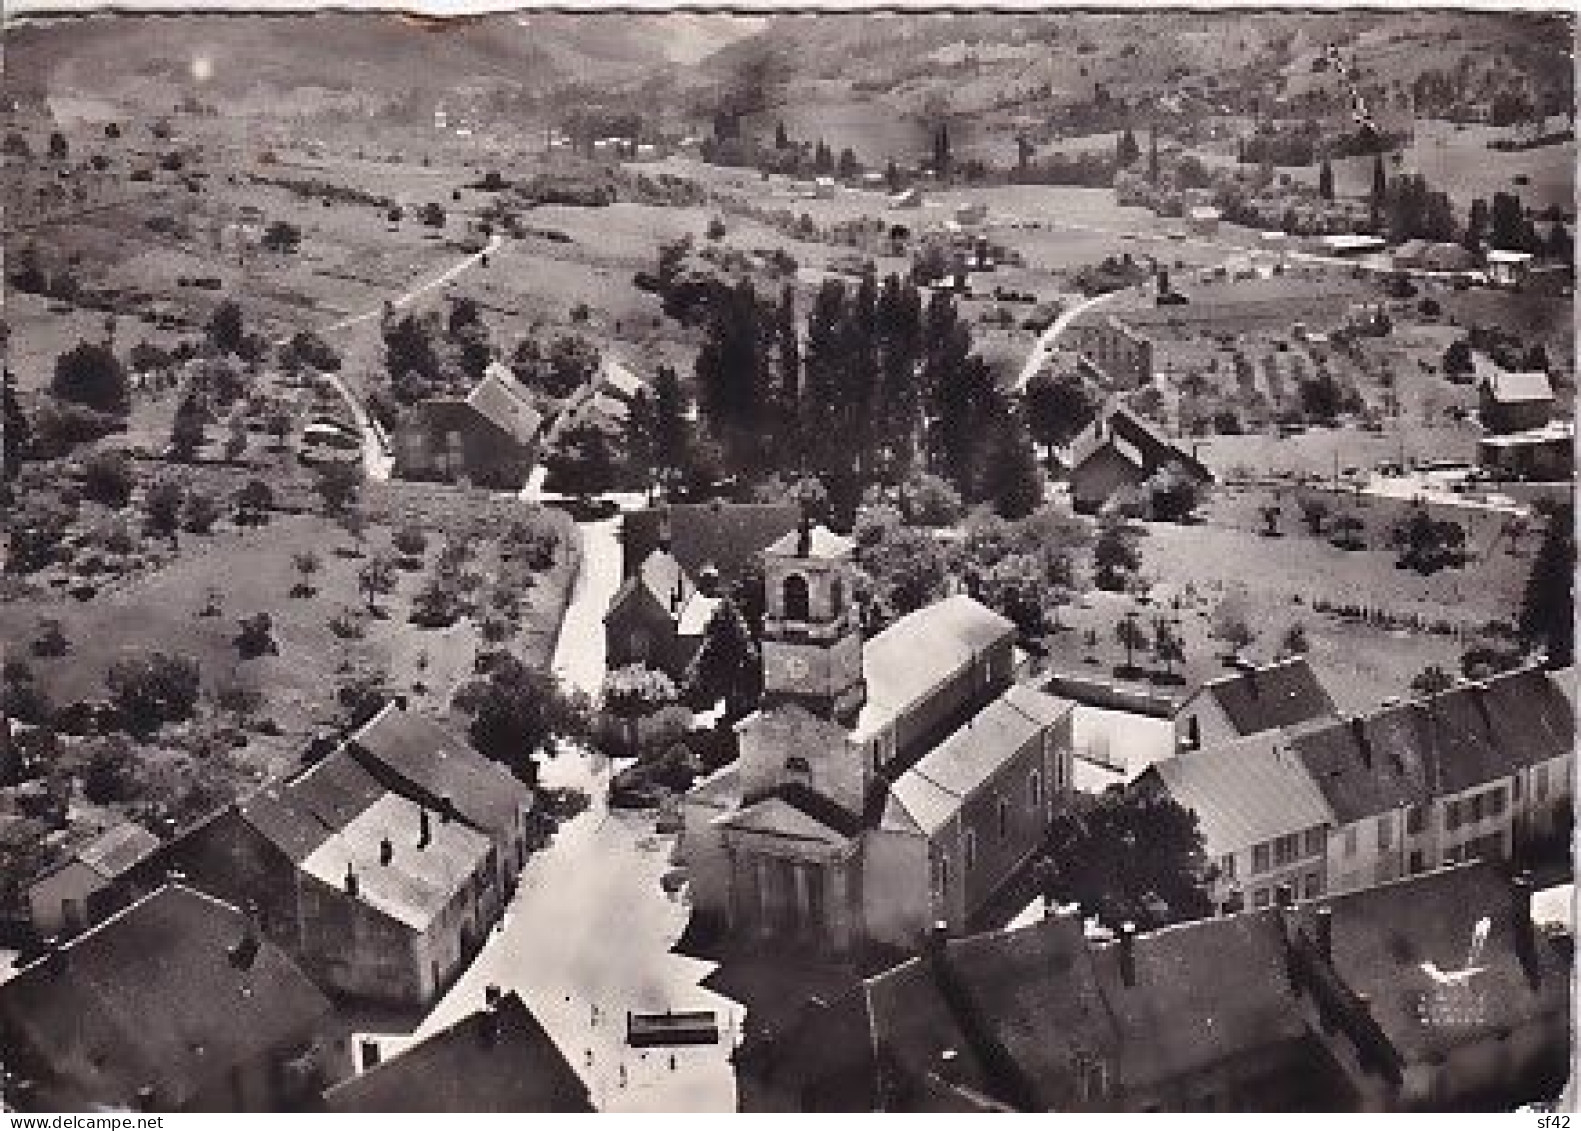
[181,490,222,534]
[105,651,201,733]
[52,341,129,415]
[81,450,134,508]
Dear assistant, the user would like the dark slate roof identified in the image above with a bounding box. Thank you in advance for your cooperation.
[1296,862,1572,1065]
[322,992,592,1113]
[1088,910,1309,1094]
[466,368,543,447]
[238,749,387,864]
[0,884,333,1111]
[1288,665,1573,824]
[33,820,161,887]
[344,704,531,840]
[1066,403,1211,482]
[864,912,1118,1110]
[620,502,800,582]
[1194,657,1338,737]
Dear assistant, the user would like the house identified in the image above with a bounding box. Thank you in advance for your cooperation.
[0,884,350,1112]
[1485,248,1535,288]
[1391,240,1477,274]
[1288,664,1572,896]
[1172,656,1338,752]
[1283,863,1571,1110]
[1141,734,1335,914]
[736,863,1571,1112]
[594,357,647,407]
[1064,403,1213,514]
[1477,363,1554,434]
[1477,420,1574,482]
[1067,315,1155,388]
[321,987,591,1112]
[739,903,1354,1111]
[1186,206,1220,236]
[1314,234,1386,257]
[127,706,532,1008]
[605,501,800,681]
[679,521,1076,953]
[27,820,159,936]
[392,364,543,489]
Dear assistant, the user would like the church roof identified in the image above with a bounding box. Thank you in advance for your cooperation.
[853,595,1016,743]
[720,786,861,845]
[886,686,1073,836]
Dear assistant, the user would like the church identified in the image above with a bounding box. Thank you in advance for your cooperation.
[679,518,1075,954]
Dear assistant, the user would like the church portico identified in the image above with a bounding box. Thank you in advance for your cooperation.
[719,802,862,954]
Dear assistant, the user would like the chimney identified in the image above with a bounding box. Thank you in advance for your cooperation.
[1349,716,1371,768]
[938,1048,961,1084]
[927,919,949,953]
[1315,906,1334,960]
[380,837,394,866]
[485,983,503,1008]
[1118,921,1137,987]
[134,1085,158,1112]
[393,694,409,711]
[440,795,455,823]
[344,863,359,898]
[697,564,721,598]
[418,807,432,849]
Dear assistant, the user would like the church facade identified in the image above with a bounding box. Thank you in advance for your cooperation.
[679,522,1075,953]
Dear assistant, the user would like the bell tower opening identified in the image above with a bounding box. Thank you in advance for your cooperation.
[758,520,867,727]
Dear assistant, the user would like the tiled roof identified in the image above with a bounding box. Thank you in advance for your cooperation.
[621,502,800,583]
[322,992,592,1112]
[887,687,1072,835]
[299,791,492,932]
[1150,734,1335,851]
[466,370,543,447]
[0,884,333,1111]
[1288,665,1572,824]
[1194,657,1338,738]
[240,752,387,864]
[853,595,1016,743]
[72,821,161,880]
[1298,862,1572,1064]
[345,705,531,841]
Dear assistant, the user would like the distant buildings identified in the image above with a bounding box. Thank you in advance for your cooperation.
[392,364,543,490]
[27,819,159,936]
[1142,665,1574,914]
[1,884,351,1112]
[1477,362,1555,435]
[736,862,1571,1111]
[680,521,1075,952]
[1063,402,1212,514]
[1067,315,1155,388]
[321,987,591,1112]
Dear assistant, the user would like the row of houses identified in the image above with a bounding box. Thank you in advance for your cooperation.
[737,860,1571,1111]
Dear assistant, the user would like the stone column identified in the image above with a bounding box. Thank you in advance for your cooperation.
[756,857,774,937]
[792,861,811,934]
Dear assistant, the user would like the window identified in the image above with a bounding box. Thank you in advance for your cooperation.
[1304,827,1326,857]
[360,1039,382,1071]
[934,854,949,896]
[1184,715,1200,750]
[964,831,977,871]
[998,798,1011,841]
[1219,854,1236,881]
[1029,770,1043,810]
[1444,844,1463,865]
[1252,843,1271,874]
[1343,826,1358,858]
[1406,804,1427,835]
[1535,764,1549,802]
[1274,833,1301,867]
[785,755,812,782]
[1376,813,1394,851]
[1303,871,1322,899]
[1252,888,1271,909]
[829,576,844,618]
[1489,787,1506,817]
[1512,774,1522,803]
[1469,793,1485,823]
[1445,799,1462,831]
[781,574,810,621]
[1409,850,1425,875]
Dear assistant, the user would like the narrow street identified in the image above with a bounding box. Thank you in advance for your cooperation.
[365,513,742,1112]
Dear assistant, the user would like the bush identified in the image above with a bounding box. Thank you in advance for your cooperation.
[105,651,201,734]
[181,490,222,534]
[410,577,466,628]
[235,612,277,658]
[392,525,428,560]
[81,450,135,508]
[32,399,124,455]
[82,736,138,805]
[52,341,129,415]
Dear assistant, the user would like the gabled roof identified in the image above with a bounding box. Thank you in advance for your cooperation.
[1297,862,1571,1064]
[1483,369,1554,405]
[1065,403,1211,483]
[465,369,542,447]
[620,502,800,584]
[887,687,1073,835]
[1150,734,1334,852]
[596,358,646,402]
[1190,656,1338,738]
[322,992,592,1112]
[345,704,531,841]
[240,751,388,864]
[1288,665,1573,824]
[1088,909,1310,1093]
[40,821,161,885]
[677,591,722,638]
[0,884,333,1111]
[853,595,1017,743]
[299,791,492,933]
[724,783,863,842]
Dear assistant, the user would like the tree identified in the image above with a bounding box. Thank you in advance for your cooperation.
[453,654,589,781]
[82,736,137,805]
[1143,461,1204,523]
[314,461,361,516]
[1116,127,1141,169]
[168,394,207,462]
[357,553,397,613]
[1280,622,1310,657]
[899,472,963,528]
[853,506,950,623]
[291,550,321,597]
[1391,504,1465,574]
[1153,617,1186,678]
[1212,599,1256,654]
[1410,664,1456,697]
[143,474,183,547]
[1518,502,1574,667]
[1318,158,1335,201]
[706,217,727,241]
[48,131,68,161]
[52,340,129,415]
[1329,511,1365,550]
[420,202,446,228]
[1259,502,1282,536]
[233,478,273,526]
[1037,788,1214,929]
[1115,611,1148,672]
[235,612,277,659]
[3,377,29,479]
[105,651,201,734]
[207,300,244,356]
[2,659,52,725]
[1298,497,1330,535]
[261,220,301,253]
[31,617,69,658]
[1093,517,1142,592]
[989,415,1044,521]
[223,415,248,462]
[1024,369,1096,453]
[933,122,952,180]
[82,449,134,508]
[685,599,761,718]
[180,489,221,535]
[1442,339,1475,379]
[544,420,619,497]
[774,120,790,150]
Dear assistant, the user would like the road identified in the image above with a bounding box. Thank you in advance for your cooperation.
[277,233,504,482]
[1013,286,1130,393]
[365,513,742,1112]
